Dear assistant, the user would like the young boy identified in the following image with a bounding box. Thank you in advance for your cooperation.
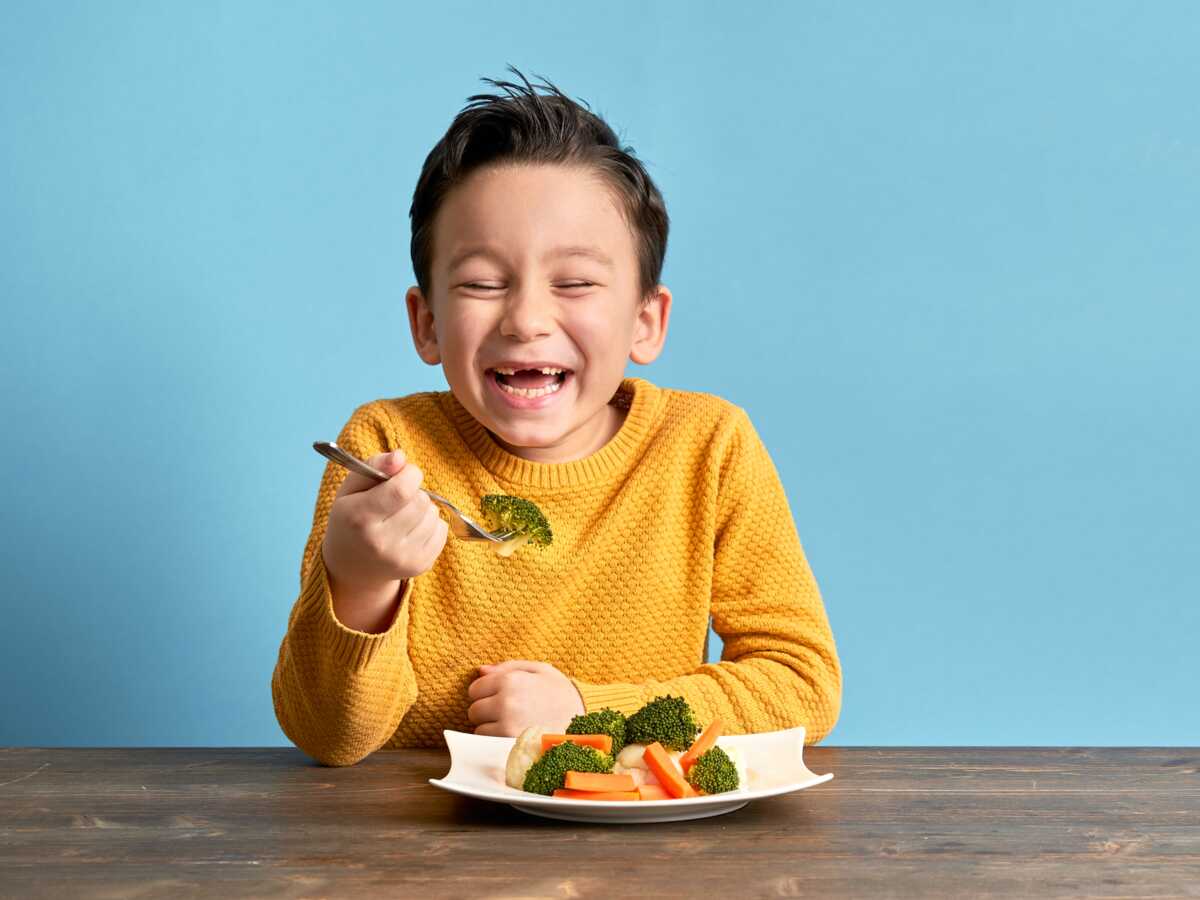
[272,70,841,765]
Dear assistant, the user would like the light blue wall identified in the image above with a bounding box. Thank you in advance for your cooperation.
[2,2,1197,746]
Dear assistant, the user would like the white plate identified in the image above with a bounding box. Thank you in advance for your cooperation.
[429,726,833,823]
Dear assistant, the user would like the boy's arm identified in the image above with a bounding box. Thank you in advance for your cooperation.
[271,402,419,765]
[572,410,842,743]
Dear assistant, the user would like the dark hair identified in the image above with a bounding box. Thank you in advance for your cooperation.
[409,67,669,298]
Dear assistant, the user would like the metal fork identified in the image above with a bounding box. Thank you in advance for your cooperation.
[312,442,514,544]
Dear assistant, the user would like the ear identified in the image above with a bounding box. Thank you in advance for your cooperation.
[406,286,442,365]
[629,285,672,365]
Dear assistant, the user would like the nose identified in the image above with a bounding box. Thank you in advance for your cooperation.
[498,282,555,342]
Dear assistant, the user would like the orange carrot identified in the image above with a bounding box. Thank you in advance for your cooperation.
[679,718,724,772]
[540,733,613,754]
[643,742,689,799]
[553,789,640,801]
[563,771,636,792]
[637,784,670,801]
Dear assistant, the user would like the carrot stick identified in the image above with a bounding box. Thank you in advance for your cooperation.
[643,742,689,799]
[540,734,613,754]
[679,718,724,772]
[553,789,640,801]
[637,784,670,801]
[563,771,636,792]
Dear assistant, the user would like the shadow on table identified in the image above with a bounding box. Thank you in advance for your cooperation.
[439,792,827,831]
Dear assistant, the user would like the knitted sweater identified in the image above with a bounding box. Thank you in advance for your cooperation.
[272,378,841,764]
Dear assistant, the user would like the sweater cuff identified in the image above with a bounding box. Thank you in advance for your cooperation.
[571,680,646,716]
[298,553,412,672]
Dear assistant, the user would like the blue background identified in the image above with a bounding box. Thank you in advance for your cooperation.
[2,2,1197,747]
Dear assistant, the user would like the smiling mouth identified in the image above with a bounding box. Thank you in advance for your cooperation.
[487,366,572,398]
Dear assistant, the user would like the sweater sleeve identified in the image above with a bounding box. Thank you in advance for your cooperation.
[271,401,420,765]
[573,409,842,743]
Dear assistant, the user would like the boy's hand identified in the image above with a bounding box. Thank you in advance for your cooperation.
[322,449,449,631]
[467,660,586,737]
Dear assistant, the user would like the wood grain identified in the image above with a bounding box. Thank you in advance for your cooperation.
[1,747,1197,898]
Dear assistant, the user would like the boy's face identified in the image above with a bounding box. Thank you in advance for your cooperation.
[407,163,670,463]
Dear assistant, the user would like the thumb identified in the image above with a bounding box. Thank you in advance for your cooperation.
[367,449,407,476]
[335,448,407,496]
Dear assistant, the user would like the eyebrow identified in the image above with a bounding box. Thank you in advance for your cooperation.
[446,245,615,271]
[546,246,615,268]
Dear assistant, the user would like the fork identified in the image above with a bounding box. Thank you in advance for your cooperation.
[312,442,514,544]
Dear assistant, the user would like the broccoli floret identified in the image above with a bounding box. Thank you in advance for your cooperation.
[624,695,700,752]
[481,494,553,556]
[521,741,614,795]
[566,708,628,754]
[686,746,740,794]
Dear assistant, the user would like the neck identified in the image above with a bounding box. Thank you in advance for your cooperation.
[494,402,627,464]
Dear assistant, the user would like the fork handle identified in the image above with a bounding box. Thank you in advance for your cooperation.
[313,442,390,484]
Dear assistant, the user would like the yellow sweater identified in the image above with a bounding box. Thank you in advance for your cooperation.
[272,378,841,764]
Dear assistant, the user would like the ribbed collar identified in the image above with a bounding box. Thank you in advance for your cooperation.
[438,377,662,489]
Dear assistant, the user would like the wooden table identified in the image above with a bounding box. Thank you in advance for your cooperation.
[1,747,1196,897]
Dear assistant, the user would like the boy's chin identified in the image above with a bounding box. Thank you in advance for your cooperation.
[486,420,568,452]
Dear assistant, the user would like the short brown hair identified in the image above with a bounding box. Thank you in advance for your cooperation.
[409,67,669,298]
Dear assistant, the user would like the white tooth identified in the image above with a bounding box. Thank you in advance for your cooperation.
[496,378,563,398]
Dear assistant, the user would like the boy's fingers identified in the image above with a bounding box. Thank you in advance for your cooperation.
[467,695,501,725]
[372,489,432,542]
[414,516,449,566]
[473,722,508,737]
[358,462,425,521]
[334,450,406,497]
[380,502,441,563]
[467,673,501,701]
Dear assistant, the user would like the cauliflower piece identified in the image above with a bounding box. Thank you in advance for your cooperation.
[611,764,650,787]
[504,726,546,789]
[615,742,651,771]
[613,742,684,787]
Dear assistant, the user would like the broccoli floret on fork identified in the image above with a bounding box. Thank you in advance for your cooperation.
[480,494,553,557]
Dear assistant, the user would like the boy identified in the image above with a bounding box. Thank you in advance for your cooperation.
[272,70,841,765]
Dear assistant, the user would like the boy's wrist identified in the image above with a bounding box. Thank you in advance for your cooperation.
[328,575,407,634]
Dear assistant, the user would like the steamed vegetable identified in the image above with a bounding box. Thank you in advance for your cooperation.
[563,771,636,792]
[522,741,613,796]
[481,495,553,556]
[505,726,547,789]
[566,708,627,754]
[679,718,723,772]
[685,746,740,795]
[636,784,670,801]
[642,741,691,799]
[625,695,700,751]
[552,789,640,801]
[541,733,612,754]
